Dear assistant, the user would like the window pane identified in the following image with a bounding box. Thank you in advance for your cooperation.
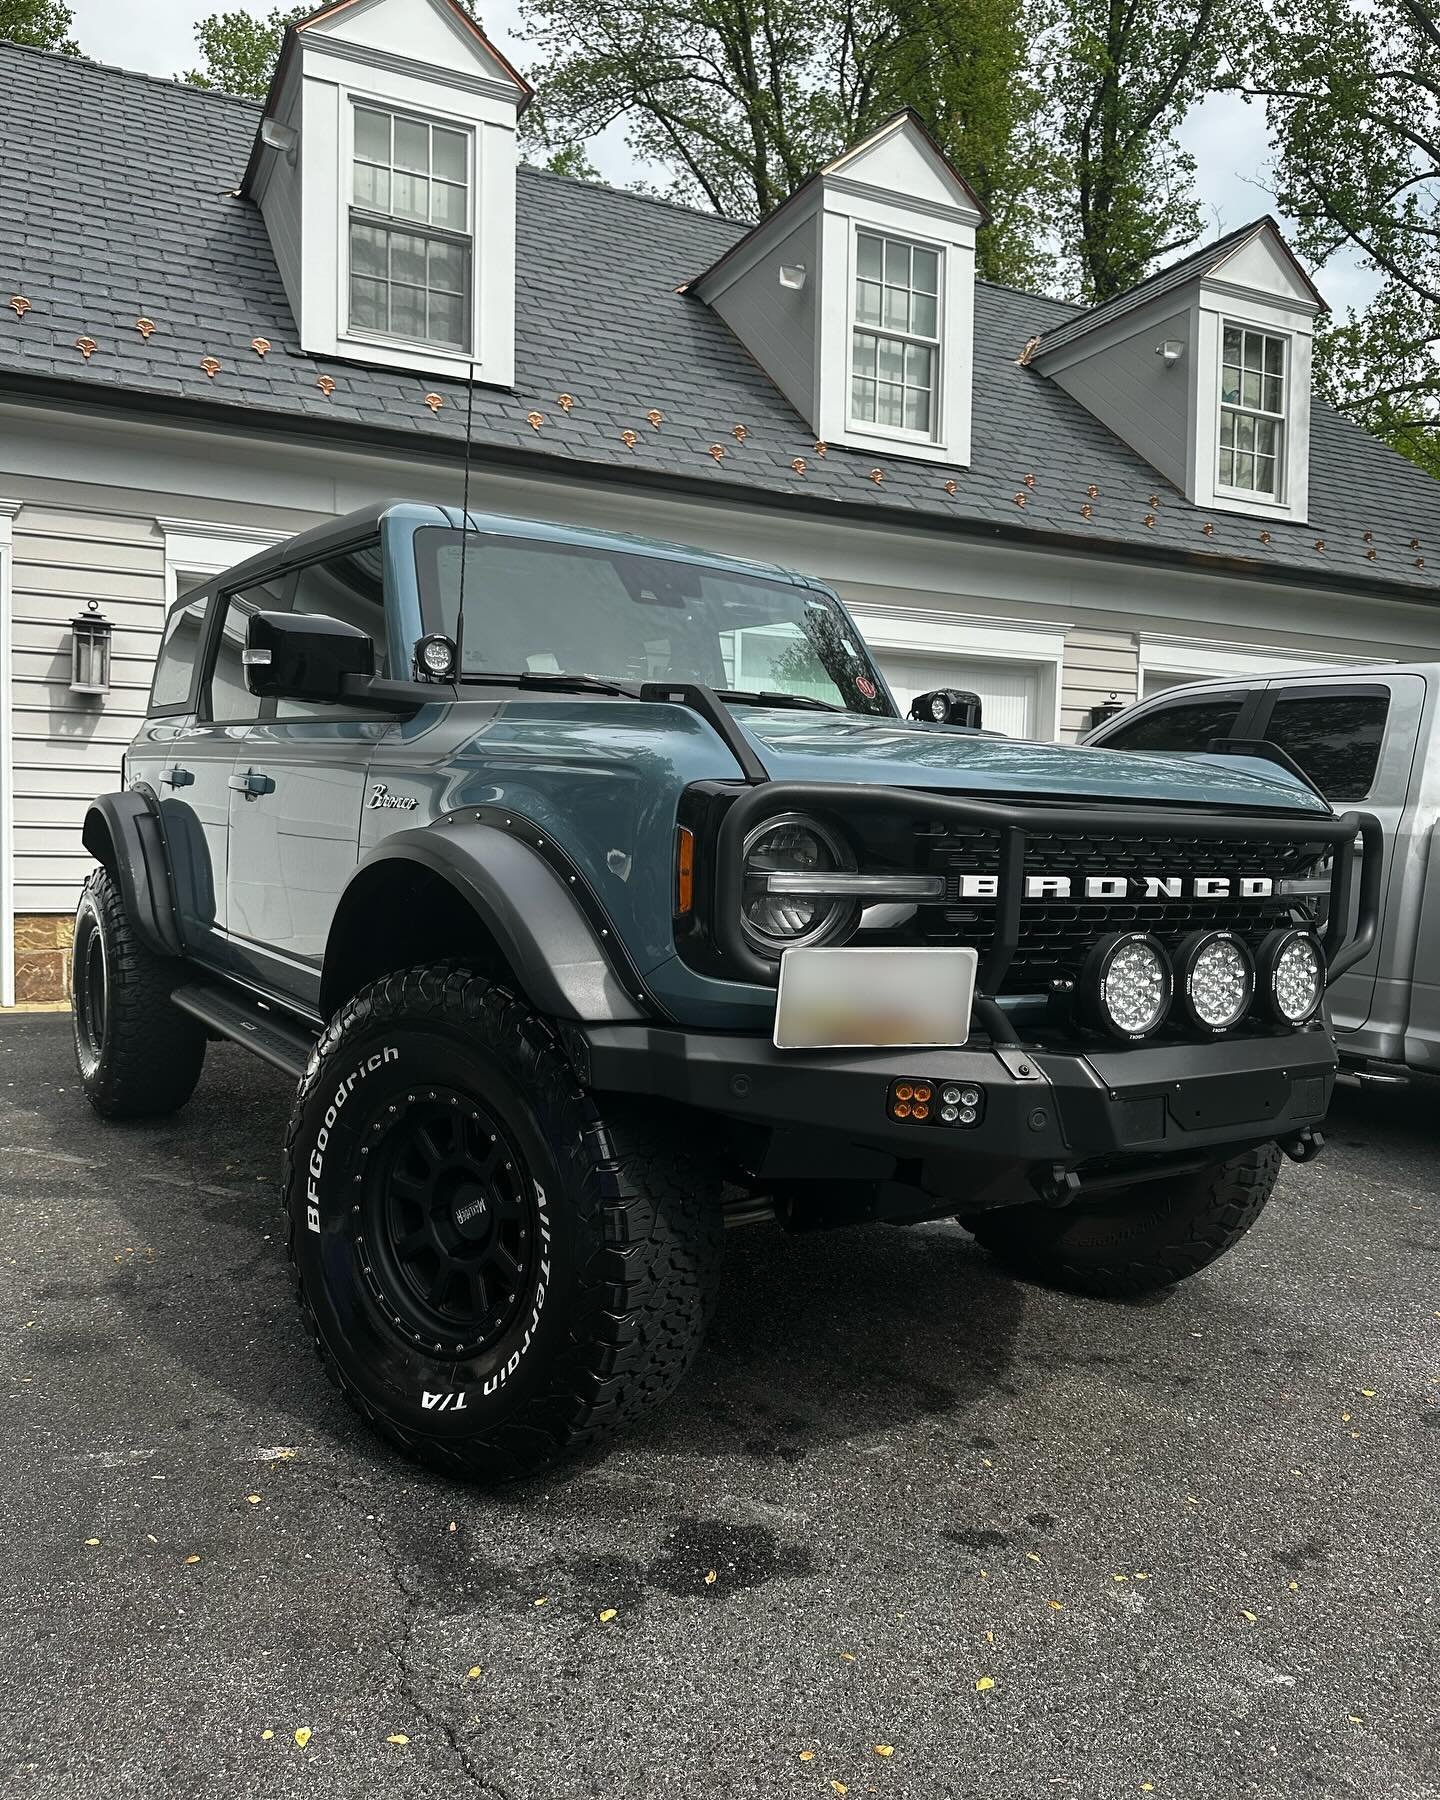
[856,234,883,279]
[354,161,390,212]
[427,238,465,293]
[433,127,467,183]
[903,386,931,433]
[350,274,386,331]
[1221,365,1241,405]
[1243,332,1264,371]
[877,336,904,382]
[390,231,428,287]
[882,285,908,331]
[1219,410,1236,450]
[429,289,466,348]
[394,117,429,174]
[1241,369,1261,408]
[391,283,426,339]
[1236,451,1255,488]
[855,279,881,325]
[151,594,207,711]
[354,107,390,163]
[876,382,904,427]
[432,179,467,230]
[851,330,877,378]
[207,576,292,723]
[1262,373,1283,413]
[1264,692,1389,800]
[1236,413,1255,451]
[904,342,932,387]
[911,292,937,338]
[884,238,909,283]
[1255,417,1279,457]
[1254,454,1277,495]
[852,376,876,420]
[350,221,387,277]
[1104,698,1244,753]
[1218,447,1235,485]
[1223,325,1242,362]
[392,171,428,222]
[911,247,939,294]
[1264,337,1284,376]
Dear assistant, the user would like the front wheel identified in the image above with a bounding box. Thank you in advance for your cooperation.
[963,1144,1282,1298]
[285,965,724,1481]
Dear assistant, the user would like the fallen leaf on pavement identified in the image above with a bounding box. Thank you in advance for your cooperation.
[599,1609,617,1622]
[1360,1390,1376,1398]
[799,1750,817,1762]
[705,1569,717,1585]
[533,1596,548,1606]
[260,1730,273,1741]
[84,1539,99,1547]
[467,1667,482,1679]
[294,1728,312,1747]
[385,1734,409,1745]
[1026,1551,1043,1564]
[976,1677,995,1692]
[874,1745,894,1757]
[246,1495,261,1506]
[1047,1600,1064,1611]
[185,1555,201,1565]
[840,1652,856,1662]
[1239,1610,1257,1622]
[831,1783,848,1795]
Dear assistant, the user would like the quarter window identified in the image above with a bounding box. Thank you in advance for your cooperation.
[851,232,941,436]
[1219,325,1286,498]
[149,593,208,714]
[1100,697,1245,754]
[350,104,471,352]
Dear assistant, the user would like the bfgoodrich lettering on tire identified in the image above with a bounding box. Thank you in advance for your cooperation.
[963,1144,1282,1298]
[284,964,723,1481]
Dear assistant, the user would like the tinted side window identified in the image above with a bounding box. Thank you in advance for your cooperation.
[206,574,294,723]
[1263,691,1388,801]
[150,594,208,713]
[1102,698,1245,753]
[274,544,388,719]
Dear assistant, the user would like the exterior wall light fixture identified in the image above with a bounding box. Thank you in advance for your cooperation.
[778,264,807,291]
[260,117,299,158]
[1156,339,1184,365]
[70,599,112,696]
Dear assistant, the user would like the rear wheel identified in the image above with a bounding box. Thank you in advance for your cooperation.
[72,867,206,1119]
[964,1144,1282,1298]
[285,964,724,1481]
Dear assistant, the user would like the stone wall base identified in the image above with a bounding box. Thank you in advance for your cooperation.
[13,914,73,1004]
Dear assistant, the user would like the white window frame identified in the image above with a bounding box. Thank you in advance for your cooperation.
[157,518,291,611]
[346,100,475,357]
[1215,321,1288,504]
[0,500,19,1006]
[846,226,945,448]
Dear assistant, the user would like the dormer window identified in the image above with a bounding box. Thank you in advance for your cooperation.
[851,231,942,437]
[1219,324,1286,499]
[349,104,472,352]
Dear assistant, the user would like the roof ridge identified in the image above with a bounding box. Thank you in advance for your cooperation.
[516,160,751,231]
[0,36,264,110]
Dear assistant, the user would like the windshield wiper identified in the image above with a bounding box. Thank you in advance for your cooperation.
[714,688,844,712]
[460,671,644,698]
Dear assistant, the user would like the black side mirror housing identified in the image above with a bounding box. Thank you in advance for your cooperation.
[244,610,374,704]
[909,687,984,729]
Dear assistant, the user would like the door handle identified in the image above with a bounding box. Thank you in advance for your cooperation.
[160,765,194,788]
[228,768,276,800]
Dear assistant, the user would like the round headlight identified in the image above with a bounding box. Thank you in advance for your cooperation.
[1082,931,1172,1040]
[741,814,855,951]
[1176,930,1255,1034]
[1258,928,1326,1025]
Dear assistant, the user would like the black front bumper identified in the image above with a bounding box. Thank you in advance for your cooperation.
[579,1021,1336,1174]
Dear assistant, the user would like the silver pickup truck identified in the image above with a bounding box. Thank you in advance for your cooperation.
[1084,664,1438,1084]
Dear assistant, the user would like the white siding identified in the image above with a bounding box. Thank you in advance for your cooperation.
[1060,626,1139,741]
[710,213,819,426]
[1048,308,1192,496]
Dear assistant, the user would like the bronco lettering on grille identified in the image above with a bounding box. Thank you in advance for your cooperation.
[956,873,1275,901]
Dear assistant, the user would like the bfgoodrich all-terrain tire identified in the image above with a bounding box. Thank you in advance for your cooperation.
[71,867,206,1119]
[285,965,724,1481]
[964,1144,1283,1298]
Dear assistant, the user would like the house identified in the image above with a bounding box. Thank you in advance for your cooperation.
[4,0,1440,1004]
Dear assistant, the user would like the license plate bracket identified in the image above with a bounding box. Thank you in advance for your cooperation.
[773,946,978,1051]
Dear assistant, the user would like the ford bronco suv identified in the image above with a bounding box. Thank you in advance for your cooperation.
[74,503,1380,1480]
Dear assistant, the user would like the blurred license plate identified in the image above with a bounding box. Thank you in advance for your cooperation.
[773,946,978,1050]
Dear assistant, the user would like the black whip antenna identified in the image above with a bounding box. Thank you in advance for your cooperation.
[453,356,478,677]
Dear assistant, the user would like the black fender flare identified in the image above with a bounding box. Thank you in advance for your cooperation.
[324,816,650,1024]
[80,790,184,959]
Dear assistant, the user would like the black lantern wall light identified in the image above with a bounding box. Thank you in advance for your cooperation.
[70,598,112,695]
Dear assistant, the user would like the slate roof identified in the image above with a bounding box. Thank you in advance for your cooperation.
[2,39,1439,602]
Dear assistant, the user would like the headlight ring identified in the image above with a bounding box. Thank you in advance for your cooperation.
[740,813,857,953]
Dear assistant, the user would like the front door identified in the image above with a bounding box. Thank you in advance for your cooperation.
[225,542,393,1013]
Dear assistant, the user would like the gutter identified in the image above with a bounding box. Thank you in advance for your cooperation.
[3,371,1437,610]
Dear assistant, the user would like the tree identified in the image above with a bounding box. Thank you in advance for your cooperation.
[184,6,308,97]
[0,0,81,54]
[1050,0,1237,303]
[1246,0,1440,476]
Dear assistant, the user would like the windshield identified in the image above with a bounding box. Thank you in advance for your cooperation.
[413,527,894,716]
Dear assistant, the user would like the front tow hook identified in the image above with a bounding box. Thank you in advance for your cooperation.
[1279,1126,1325,1165]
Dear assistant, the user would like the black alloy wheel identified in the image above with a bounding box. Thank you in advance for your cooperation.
[359,1088,539,1358]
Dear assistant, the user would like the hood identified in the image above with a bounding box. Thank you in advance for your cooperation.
[730,708,1331,814]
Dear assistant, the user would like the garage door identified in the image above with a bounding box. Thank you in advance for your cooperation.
[878,652,1040,739]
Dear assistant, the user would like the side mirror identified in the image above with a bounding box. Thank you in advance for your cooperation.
[243,610,374,704]
[909,687,983,729]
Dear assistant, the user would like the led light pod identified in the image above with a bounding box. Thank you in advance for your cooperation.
[1175,929,1255,1034]
[1082,931,1172,1040]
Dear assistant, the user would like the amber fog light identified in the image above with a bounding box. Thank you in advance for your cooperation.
[888,1079,985,1126]
[1257,928,1326,1025]
[1082,931,1172,1040]
[1175,929,1254,1034]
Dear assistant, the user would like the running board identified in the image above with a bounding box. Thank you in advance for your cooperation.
[172,982,318,1081]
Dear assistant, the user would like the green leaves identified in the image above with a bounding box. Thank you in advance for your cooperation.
[0,0,82,56]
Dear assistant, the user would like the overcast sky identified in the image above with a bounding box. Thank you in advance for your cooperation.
[67,0,1376,313]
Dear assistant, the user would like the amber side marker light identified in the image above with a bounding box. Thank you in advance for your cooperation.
[675,826,695,915]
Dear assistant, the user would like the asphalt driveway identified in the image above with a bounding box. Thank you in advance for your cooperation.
[2,1013,1437,1800]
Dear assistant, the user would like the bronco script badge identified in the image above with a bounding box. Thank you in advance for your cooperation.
[368,783,418,811]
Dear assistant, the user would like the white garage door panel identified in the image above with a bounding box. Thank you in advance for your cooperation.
[879,653,1038,739]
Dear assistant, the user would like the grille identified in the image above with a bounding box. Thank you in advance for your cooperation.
[913,825,1329,994]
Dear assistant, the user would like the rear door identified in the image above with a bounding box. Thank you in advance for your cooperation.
[1248,677,1427,1033]
[225,541,393,1012]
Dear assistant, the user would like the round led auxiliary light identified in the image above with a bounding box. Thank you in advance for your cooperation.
[1175,929,1255,1035]
[415,632,458,680]
[1082,931,1172,1041]
[1257,927,1327,1026]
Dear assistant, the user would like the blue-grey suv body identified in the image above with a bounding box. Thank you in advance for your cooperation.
[73,501,1381,1479]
